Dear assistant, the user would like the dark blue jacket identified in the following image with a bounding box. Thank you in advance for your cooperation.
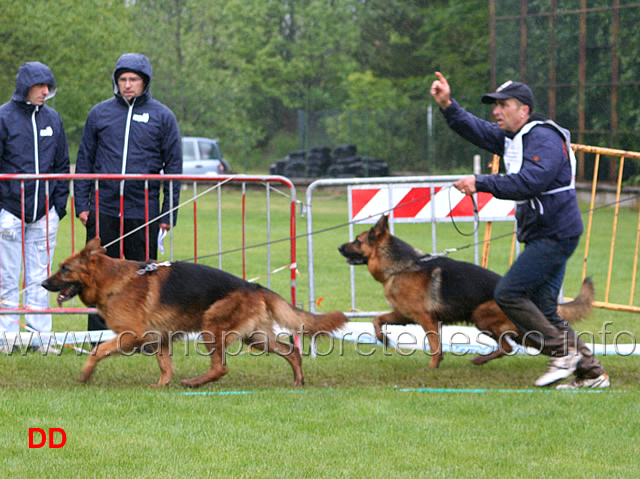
[0,62,70,222]
[441,99,583,243]
[75,53,182,224]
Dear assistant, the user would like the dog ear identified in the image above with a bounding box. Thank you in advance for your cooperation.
[375,214,390,232]
[369,214,390,241]
[85,237,107,255]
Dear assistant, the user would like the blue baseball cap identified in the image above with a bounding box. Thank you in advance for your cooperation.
[482,80,534,111]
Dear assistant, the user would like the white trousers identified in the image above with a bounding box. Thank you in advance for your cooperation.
[0,208,59,334]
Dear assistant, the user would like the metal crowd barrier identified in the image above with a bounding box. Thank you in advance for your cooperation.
[0,173,298,317]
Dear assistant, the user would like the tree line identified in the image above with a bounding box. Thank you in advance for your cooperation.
[1,0,637,174]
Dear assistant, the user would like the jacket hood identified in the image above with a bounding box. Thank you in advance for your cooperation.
[112,53,152,98]
[12,62,57,103]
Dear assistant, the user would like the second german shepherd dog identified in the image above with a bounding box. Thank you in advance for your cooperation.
[338,215,594,369]
[43,238,348,387]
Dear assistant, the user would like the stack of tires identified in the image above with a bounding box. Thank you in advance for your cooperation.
[269,144,390,179]
[326,144,390,178]
[269,150,303,176]
[269,157,288,176]
[306,146,333,177]
[282,150,307,177]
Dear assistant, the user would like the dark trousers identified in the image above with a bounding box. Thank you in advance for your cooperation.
[86,211,159,332]
[494,236,604,378]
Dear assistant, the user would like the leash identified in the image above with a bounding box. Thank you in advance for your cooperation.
[446,185,479,237]
[19,184,640,294]
[425,190,640,260]
[416,185,478,261]
[178,185,468,263]
[104,179,640,265]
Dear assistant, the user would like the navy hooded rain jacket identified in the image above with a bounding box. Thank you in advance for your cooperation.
[74,53,182,225]
[0,62,70,223]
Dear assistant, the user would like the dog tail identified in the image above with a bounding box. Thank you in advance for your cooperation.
[558,277,595,322]
[262,289,348,334]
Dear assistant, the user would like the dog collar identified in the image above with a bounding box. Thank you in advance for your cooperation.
[418,249,457,262]
[137,261,172,275]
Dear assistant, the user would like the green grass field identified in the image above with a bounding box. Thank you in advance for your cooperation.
[2,183,639,478]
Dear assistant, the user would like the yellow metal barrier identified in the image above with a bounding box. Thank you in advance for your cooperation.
[482,144,640,314]
[481,154,517,270]
[573,144,640,313]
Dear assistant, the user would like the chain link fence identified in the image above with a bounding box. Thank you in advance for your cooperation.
[492,0,640,182]
[295,104,500,177]
[285,2,640,181]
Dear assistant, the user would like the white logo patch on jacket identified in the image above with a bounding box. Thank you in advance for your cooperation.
[132,112,149,123]
[40,126,53,137]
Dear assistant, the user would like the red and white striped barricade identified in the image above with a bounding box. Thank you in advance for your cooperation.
[349,184,515,224]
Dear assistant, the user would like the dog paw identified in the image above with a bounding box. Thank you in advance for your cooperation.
[427,358,442,369]
[471,356,488,366]
[180,378,200,388]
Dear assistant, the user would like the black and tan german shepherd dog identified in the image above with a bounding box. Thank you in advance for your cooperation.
[43,238,348,387]
[338,215,594,369]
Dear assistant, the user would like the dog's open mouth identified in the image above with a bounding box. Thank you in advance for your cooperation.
[338,249,368,265]
[344,256,367,265]
[56,284,82,306]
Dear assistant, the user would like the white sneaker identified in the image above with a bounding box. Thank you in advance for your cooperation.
[534,349,583,387]
[557,373,610,390]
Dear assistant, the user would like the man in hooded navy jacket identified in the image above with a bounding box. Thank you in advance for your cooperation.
[0,62,70,352]
[75,53,182,334]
